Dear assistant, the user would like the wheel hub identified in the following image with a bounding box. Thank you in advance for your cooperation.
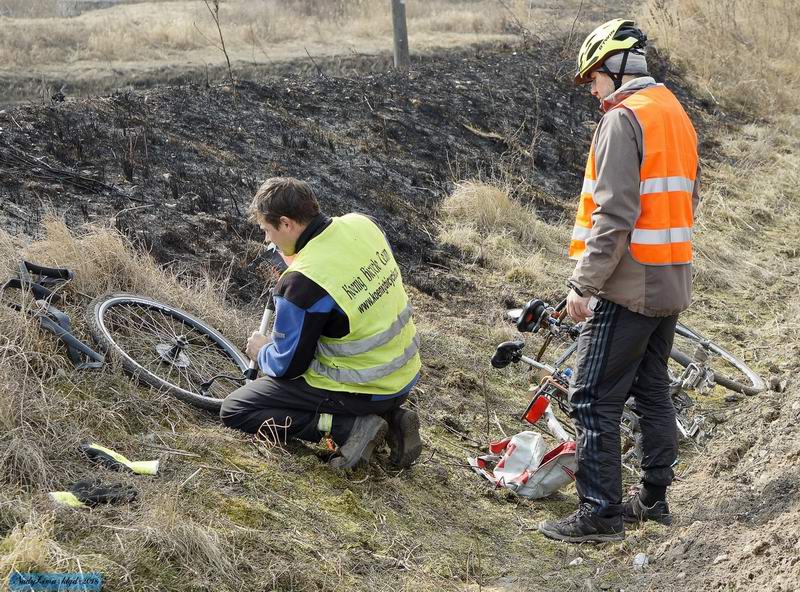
[156,335,191,368]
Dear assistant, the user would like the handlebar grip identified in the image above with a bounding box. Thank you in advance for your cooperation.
[491,340,525,369]
[491,350,511,369]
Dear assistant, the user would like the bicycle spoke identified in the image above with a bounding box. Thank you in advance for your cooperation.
[185,341,225,359]
[188,348,240,380]
[142,307,180,340]
[110,307,173,343]
[119,305,171,338]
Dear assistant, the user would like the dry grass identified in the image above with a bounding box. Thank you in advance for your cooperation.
[641,0,800,116]
[0,0,590,69]
[139,495,236,581]
[0,0,504,66]
[0,0,177,19]
[0,0,79,18]
[682,112,800,376]
[0,514,53,580]
[0,219,261,588]
[16,217,250,335]
[440,180,570,252]
[0,218,250,491]
[692,117,800,291]
[0,511,131,589]
[438,180,570,294]
[0,512,106,589]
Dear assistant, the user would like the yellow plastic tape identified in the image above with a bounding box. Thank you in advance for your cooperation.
[48,491,86,508]
[87,442,159,476]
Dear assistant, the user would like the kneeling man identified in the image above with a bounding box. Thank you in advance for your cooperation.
[221,177,422,469]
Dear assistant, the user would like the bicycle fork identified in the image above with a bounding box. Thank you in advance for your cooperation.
[543,405,572,442]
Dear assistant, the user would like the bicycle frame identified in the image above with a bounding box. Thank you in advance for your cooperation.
[497,297,708,449]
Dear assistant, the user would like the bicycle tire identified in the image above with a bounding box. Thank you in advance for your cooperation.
[670,322,765,396]
[87,293,249,411]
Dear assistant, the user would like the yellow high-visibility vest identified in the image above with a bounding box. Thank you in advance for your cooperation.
[286,214,420,395]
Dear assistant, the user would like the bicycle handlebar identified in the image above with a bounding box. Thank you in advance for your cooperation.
[519,355,556,374]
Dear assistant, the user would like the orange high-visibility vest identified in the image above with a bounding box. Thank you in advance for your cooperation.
[568,85,698,266]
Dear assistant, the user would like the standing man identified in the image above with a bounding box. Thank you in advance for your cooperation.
[221,177,422,470]
[538,19,700,543]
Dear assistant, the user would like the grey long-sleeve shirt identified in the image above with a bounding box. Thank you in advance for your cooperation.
[570,78,700,317]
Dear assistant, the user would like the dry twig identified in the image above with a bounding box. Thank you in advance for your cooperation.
[198,0,236,93]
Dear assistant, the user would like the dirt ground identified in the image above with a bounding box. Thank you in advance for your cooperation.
[0,0,612,105]
[0,37,512,106]
[1,30,796,591]
[1,40,605,303]
[0,37,713,298]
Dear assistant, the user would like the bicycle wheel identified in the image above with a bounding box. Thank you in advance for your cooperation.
[620,405,642,474]
[87,293,249,411]
[670,322,765,396]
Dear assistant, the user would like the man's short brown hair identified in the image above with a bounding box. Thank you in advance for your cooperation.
[248,177,320,226]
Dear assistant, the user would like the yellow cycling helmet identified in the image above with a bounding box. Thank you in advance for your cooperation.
[575,18,647,86]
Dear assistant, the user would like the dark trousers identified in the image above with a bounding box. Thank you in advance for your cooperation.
[569,298,678,517]
[219,376,407,445]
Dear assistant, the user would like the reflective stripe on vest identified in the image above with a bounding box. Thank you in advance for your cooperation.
[311,335,420,384]
[568,84,698,266]
[316,302,413,358]
[567,140,598,260]
[571,226,592,242]
[631,227,692,244]
[285,214,421,395]
[640,176,695,195]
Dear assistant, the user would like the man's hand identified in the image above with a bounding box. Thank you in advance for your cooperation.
[246,331,271,361]
[566,289,593,323]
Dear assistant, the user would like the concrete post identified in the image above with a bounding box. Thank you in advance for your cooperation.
[391,0,410,70]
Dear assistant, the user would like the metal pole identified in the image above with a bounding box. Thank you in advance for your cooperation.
[391,0,410,71]
[243,242,285,382]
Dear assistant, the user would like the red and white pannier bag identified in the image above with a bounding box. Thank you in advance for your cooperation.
[469,431,577,499]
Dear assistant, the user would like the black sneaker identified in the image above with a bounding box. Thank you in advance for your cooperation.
[622,493,673,526]
[384,407,422,468]
[329,415,388,470]
[538,503,625,543]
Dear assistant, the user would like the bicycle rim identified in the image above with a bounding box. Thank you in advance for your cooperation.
[670,322,765,396]
[87,293,249,411]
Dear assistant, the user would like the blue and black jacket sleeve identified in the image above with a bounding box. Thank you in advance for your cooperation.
[257,271,349,379]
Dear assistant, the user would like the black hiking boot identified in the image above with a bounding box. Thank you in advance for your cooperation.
[329,415,388,470]
[622,492,673,526]
[384,407,422,468]
[538,503,625,543]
